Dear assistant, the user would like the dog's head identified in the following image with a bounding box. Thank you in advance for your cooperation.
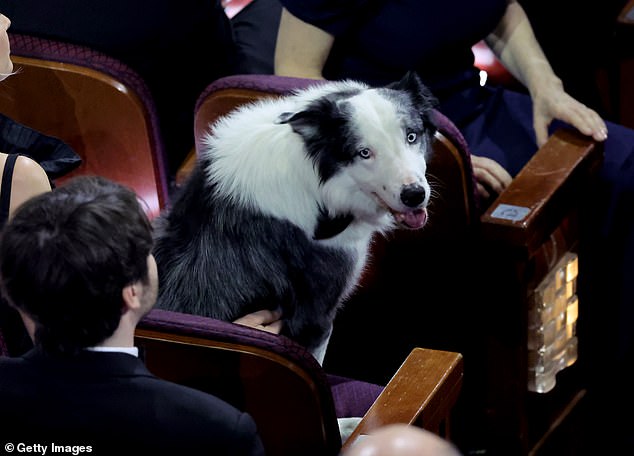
[277,71,437,233]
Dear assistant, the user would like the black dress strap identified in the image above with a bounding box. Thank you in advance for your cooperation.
[0,153,18,228]
[0,153,34,357]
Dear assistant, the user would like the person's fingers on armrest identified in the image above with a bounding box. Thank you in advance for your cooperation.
[475,182,491,201]
[471,155,512,194]
[567,102,608,142]
[539,93,608,144]
[533,114,550,148]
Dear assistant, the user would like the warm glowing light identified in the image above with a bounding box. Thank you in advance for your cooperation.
[528,252,579,393]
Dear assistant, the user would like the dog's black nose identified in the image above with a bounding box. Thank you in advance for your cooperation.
[400,184,426,208]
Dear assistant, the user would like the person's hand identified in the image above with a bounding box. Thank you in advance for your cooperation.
[470,155,513,201]
[233,309,283,334]
[531,80,608,147]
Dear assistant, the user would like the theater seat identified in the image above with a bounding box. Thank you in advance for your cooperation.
[0,33,170,218]
[135,308,464,456]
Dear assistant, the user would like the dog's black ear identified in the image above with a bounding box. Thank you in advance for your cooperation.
[276,103,338,141]
[275,111,299,124]
[387,71,438,111]
[386,70,423,92]
[276,109,318,139]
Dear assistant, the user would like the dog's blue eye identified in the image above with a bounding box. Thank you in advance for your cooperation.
[407,132,417,143]
[358,148,371,159]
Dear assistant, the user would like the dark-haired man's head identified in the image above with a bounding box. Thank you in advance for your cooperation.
[0,176,156,355]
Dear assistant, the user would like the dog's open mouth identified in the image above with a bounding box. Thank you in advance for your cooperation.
[373,193,428,229]
[391,207,428,229]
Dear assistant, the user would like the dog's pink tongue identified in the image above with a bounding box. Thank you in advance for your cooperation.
[399,208,428,229]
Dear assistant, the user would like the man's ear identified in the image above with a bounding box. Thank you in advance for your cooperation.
[121,283,141,312]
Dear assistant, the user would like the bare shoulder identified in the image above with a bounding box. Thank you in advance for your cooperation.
[10,155,52,214]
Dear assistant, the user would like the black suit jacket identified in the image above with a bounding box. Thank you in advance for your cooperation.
[0,348,265,456]
[0,0,238,175]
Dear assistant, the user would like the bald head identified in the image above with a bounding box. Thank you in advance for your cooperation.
[344,424,462,456]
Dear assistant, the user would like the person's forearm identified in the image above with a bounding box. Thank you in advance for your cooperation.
[274,8,332,79]
[484,0,561,96]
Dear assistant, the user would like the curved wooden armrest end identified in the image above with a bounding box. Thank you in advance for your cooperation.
[341,347,464,452]
[480,128,602,251]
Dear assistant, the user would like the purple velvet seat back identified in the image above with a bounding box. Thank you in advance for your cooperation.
[140,308,327,375]
[138,308,343,454]
[194,74,322,113]
[8,33,170,203]
[138,308,382,420]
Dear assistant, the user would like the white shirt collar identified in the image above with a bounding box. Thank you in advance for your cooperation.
[85,346,139,357]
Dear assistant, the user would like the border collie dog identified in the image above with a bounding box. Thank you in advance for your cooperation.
[152,72,437,363]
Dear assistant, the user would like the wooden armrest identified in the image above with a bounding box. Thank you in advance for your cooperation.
[341,347,464,452]
[480,128,602,251]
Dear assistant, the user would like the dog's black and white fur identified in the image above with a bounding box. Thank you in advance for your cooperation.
[152,72,437,363]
